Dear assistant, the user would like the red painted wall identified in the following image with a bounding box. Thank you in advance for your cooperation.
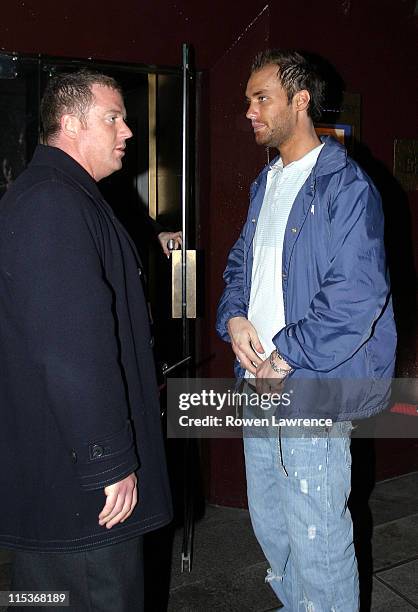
[0,0,267,69]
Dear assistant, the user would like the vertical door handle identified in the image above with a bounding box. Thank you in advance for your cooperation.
[171,249,196,318]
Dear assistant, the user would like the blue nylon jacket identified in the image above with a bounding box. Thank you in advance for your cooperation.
[216,137,397,421]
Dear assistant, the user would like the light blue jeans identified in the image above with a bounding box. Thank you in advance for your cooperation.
[243,419,359,611]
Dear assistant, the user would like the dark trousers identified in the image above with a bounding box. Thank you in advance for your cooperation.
[10,537,144,612]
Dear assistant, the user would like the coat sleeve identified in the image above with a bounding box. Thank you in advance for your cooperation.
[273,176,390,372]
[8,180,139,491]
[215,229,249,342]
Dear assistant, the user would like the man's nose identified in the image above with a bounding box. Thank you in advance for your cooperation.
[121,121,133,140]
[246,103,257,120]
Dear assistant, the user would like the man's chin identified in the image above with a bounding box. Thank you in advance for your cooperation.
[255,133,269,147]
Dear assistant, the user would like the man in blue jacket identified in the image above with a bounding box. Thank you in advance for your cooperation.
[216,50,396,611]
[0,70,172,611]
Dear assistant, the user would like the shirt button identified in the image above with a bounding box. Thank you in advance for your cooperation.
[138,267,142,277]
[251,218,256,223]
[91,444,104,459]
[291,227,298,233]
[71,450,77,464]
[149,337,155,348]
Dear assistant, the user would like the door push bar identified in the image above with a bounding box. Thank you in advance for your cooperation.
[171,249,196,319]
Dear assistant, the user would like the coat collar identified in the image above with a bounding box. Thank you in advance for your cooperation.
[30,145,143,269]
[30,144,104,201]
[258,135,348,183]
[313,135,347,178]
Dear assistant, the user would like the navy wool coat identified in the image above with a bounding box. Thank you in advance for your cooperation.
[0,145,172,552]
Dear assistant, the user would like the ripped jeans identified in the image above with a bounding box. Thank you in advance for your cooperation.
[243,419,359,611]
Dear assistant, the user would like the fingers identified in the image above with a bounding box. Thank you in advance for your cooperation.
[227,318,265,374]
[254,359,269,395]
[255,376,268,396]
[248,330,264,356]
[235,349,259,375]
[98,474,137,530]
[233,337,262,361]
[157,232,170,257]
[170,231,183,248]
[99,493,130,530]
[255,375,284,396]
[158,232,172,257]
[255,358,285,395]
[234,342,263,373]
[158,231,183,258]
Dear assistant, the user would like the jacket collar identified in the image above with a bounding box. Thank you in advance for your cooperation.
[30,144,104,201]
[260,135,347,182]
[313,135,347,177]
[30,145,143,268]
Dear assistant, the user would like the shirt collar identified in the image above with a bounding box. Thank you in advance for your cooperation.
[270,143,325,173]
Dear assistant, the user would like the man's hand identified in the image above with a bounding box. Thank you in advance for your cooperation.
[256,351,292,395]
[158,231,183,258]
[227,317,265,375]
[98,472,137,530]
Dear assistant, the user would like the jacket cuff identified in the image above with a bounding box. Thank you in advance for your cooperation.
[272,325,299,370]
[70,420,139,491]
[216,308,247,342]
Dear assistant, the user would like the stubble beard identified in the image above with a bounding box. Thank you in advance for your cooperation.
[258,118,294,150]
[254,127,285,150]
[254,110,293,149]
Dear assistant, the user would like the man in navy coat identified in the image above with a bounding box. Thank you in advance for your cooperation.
[0,70,172,610]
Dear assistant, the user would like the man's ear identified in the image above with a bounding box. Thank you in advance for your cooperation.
[293,90,310,112]
[60,114,81,139]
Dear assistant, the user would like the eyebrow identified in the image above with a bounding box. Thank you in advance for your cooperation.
[105,108,127,119]
[245,89,267,100]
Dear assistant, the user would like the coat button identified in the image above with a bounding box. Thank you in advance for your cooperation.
[71,450,77,464]
[138,267,142,277]
[91,444,104,459]
[149,337,155,348]
[251,218,256,223]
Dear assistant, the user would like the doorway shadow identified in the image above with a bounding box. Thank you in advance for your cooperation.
[349,438,376,611]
